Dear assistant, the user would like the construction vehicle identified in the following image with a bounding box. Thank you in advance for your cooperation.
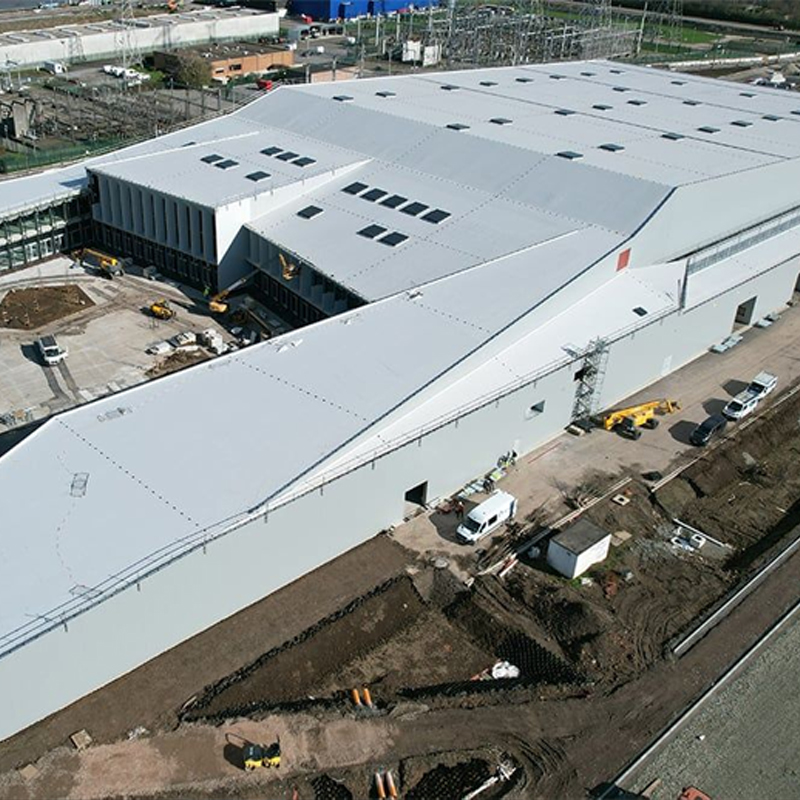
[76,248,123,279]
[679,789,711,800]
[208,270,258,315]
[148,299,175,321]
[601,399,680,440]
[242,738,281,771]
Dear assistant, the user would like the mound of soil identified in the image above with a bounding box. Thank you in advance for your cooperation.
[0,284,94,329]
[406,759,491,800]
[146,349,209,378]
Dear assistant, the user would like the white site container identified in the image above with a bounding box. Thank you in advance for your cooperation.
[547,518,611,579]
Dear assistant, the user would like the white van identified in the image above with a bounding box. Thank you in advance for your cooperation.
[747,371,777,401]
[457,490,517,544]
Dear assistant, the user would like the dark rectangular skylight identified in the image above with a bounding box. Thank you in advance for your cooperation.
[276,151,299,161]
[698,126,719,134]
[763,114,782,121]
[490,117,512,125]
[731,120,753,127]
[662,132,685,140]
[446,123,470,130]
[792,110,800,116]
[593,104,612,111]
[400,201,428,216]
[375,90,396,98]
[580,71,596,77]
[378,231,408,247]
[557,151,583,160]
[633,306,648,317]
[740,91,756,98]
[358,224,387,239]
[627,99,647,106]
[609,68,624,74]
[683,99,701,106]
[246,171,270,182]
[182,141,196,147]
[215,159,238,169]
[201,154,222,163]
[332,95,353,102]
[381,194,408,209]
[555,108,575,116]
[480,80,498,87]
[599,143,624,152]
[441,84,459,91]
[612,86,629,92]
[671,80,686,86]
[549,74,565,80]
[297,205,323,219]
[261,146,282,156]
[342,181,368,195]
[515,77,533,83]
[293,156,316,167]
[421,209,451,224]
[362,188,388,202]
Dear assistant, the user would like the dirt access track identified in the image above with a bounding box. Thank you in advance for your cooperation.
[5,383,800,799]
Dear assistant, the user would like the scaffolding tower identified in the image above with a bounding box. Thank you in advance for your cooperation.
[568,338,610,423]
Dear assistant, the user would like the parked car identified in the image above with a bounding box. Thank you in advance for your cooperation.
[746,371,777,401]
[36,335,67,366]
[722,390,759,421]
[689,414,727,446]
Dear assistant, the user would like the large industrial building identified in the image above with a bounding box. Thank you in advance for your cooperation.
[2,61,800,742]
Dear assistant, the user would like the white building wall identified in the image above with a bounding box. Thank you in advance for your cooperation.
[547,542,578,578]
[0,13,280,69]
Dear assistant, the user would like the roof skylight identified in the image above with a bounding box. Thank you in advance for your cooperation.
[375,90,396,97]
[490,117,512,125]
[246,171,270,182]
[593,104,612,111]
[555,108,575,116]
[698,126,720,134]
[515,76,533,83]
[381,194,408,209]
[362,188,388,202]
[332,95,353,102]
[293,156,316,167]
[627,99,647,106]
[557,151,583,160]
[215,159,238,169]
[201,154,222,163]
[662,132,685,140]
[763,114,782,122]
[446,123,470,131]
[421,209,451,224]
[400,201,428,216]
[599,143,624,152]
[358,224,387,239]
[276,151,299,161]
[261,146,282,156]
[731,120,753,127]
[441,84,459,91]
[378,232,409,247]
[342,182,368,195]
[480,80,498,87]
[297,205,323,219]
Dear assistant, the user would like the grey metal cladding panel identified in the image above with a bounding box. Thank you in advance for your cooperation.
[503,156,670,235]
[0,420,199,640]
[418,226,622,334]
[407,128,548,195]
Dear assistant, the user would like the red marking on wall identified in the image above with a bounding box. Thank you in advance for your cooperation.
[616,248,631,271]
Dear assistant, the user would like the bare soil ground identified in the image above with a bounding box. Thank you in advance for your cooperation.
[5,390,800,799]
[145,349,210,378]
[0,285,94,329]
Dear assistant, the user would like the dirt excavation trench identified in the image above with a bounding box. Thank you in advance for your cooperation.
[6,389,800,799]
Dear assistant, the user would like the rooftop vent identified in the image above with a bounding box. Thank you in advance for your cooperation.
[375,90,396,97]
[201,153,223,163]
[400,201,428,216]
[671,79,686,85]
[246,170,270,182]
[342,181,368,195]
[555,108,575,116]
[612,86,629,93]
[297,205,323,219]
[332,94,353,102]
[515,76,533,83]
[593,104,612,111]
[261,146,282,156]
[358,224,387,239]
[662,131,685,140]
[381,194,408,209]
[378,231,408,247]
[627,99,647,106]
[362,188,388,202]
[763,114,782,121]
[441,84,459,91]
[215,159,238,169]
[731,120,753,127]
[275,151,299,161]
[480,80,498,86]
[740,91,756,98]
[421,208,451,224]
[446,123,470,131]
[490,117,513,125]
[683,99,701,106]
[633,306,648,317]
[580,71,596,77]
[293,156,316,167]
[698,126,720,134]
[556,150,583,160]
[599,143,624,152]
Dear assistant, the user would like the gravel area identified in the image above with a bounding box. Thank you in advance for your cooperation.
[630,610,800,799]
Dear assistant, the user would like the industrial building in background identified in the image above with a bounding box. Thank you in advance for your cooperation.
[1,62,800,741]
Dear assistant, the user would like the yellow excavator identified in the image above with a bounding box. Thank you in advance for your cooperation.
[76,248,123,279]
[242,738,281,771]
[208,270,259,316]
[602,399,680,440]
[148,299,175,320]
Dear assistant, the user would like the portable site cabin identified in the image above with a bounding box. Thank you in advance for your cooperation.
[547,518,611,579]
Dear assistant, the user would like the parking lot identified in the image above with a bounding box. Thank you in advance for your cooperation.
[0,257,242,428]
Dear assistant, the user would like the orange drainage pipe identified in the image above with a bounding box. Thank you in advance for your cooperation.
[385,769,399,798]
[362,687,374,708]
[374,771,387,799]
[351,688,362,707]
